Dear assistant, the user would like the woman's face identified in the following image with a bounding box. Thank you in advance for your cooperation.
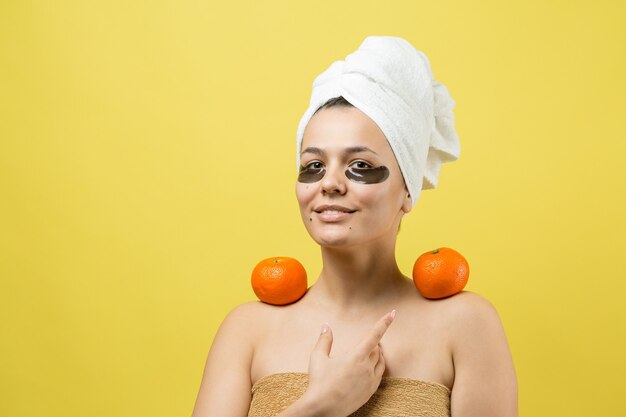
[296,106,412,249]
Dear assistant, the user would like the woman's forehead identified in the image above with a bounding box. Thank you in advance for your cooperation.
[301,107,394,156]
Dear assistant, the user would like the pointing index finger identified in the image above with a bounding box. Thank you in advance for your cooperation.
[358,310,396,354]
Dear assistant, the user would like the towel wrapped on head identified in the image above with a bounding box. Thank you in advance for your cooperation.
[296,36,460,208]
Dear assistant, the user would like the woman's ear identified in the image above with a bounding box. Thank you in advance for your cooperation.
[401,189,412,214]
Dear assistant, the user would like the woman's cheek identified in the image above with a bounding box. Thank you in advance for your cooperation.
[353,183,387,203]
[296,183,315,208]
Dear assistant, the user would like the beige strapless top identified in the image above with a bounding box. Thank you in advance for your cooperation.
[248,372,451,417]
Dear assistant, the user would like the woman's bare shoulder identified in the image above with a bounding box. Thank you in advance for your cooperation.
[437,290,512,358]
[440,290,502,323]
[410,289,497,320]
[221,300,273,325]
[412,290,504,340]
[218,300,279,340]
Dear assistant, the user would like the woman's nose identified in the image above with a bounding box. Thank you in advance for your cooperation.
[320,165,347,195]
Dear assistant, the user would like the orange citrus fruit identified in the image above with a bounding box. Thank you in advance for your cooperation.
[412,247,469,299]
[251,257,308,305]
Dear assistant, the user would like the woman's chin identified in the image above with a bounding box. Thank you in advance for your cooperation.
[311,231,358,249]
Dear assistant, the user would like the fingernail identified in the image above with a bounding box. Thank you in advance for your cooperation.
[321,323,329,334]
[390,309,396,319]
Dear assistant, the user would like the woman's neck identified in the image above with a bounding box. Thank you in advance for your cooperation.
[307,242,410,318]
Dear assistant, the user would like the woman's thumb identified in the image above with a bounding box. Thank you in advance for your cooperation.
[313,323,333,357]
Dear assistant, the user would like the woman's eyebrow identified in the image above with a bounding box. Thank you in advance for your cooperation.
[344,146,378,155]
[301,147,324,156]
[301,146,378,156]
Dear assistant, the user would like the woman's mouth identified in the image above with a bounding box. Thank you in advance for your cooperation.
[313,205,357,222]
[316,210,352,222]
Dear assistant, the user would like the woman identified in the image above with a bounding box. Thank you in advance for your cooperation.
[192,36,518,417]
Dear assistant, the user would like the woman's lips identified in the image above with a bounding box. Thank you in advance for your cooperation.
[315,209,353,222]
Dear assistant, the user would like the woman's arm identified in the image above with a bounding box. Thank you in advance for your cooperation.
[191,303,256,417]
[449,292,518,417]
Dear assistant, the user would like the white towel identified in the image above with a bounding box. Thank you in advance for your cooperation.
[296,36,460,207]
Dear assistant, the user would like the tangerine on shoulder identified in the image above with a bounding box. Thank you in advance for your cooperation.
[412,247,469,299]
[251,257,308,305]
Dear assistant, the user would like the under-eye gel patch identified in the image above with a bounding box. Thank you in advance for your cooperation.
[345,166,389,184]
[298,165,325,183]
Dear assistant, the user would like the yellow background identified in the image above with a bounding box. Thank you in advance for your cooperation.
[1,1,624,416]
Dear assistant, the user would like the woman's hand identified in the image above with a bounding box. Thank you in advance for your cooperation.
[303,310,396,417]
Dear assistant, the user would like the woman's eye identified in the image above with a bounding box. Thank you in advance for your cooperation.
[298,161,325,183]
[352,161,372,169]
